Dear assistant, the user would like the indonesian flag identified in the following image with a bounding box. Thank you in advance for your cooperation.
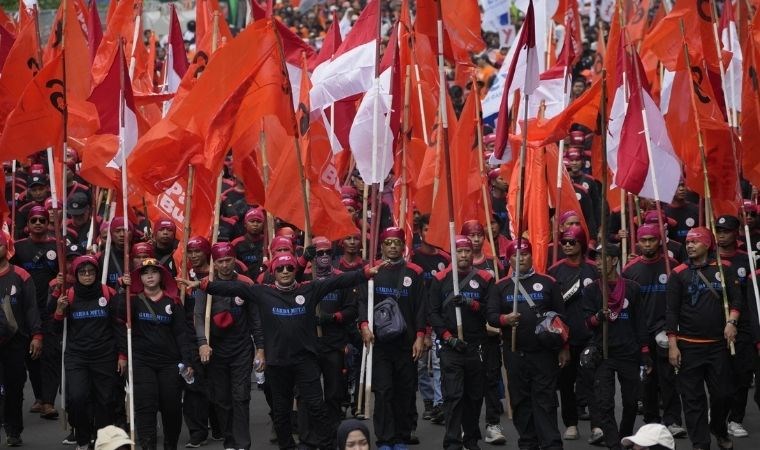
[607,44,680,203]
[309,0,378,113]
[164,5,188,97]
[492,0,539,163]
[719,0,742,114]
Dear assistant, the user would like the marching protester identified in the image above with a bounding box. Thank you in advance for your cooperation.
[428,235,496,450]
[121,258,195,450]
[151,219,179,276]
[583,243,648,450]
[666,227,743,450]
[53,255,124,450]
[621,224,685,438]
[181,252,382,450]
[359,227,428,449]
[488,239,568,450]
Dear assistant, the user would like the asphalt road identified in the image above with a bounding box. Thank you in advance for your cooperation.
[14,380,760,449]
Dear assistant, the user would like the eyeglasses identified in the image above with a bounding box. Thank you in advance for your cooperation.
[275,265,295,273]
[316,250,332,257]
[77,269,97,276]
[29,217,48,224]
[383,238,403,246]
[560,239,578,246]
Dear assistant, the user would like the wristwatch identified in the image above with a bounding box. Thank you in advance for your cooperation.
[726,319,738,327]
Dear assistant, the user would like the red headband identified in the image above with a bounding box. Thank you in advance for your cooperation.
[269,236,294,253]
[270,254,297,273]
[460,220,484,236]
[636,223,661,240]
[211,242,235,260]
[380,227,405,242]
[506,239,532,260]
[686,227,714,250]
[454,235,473,250]
[187,236,211,256]
[312,236,332,251]
[244,208,265,223]
[131,242,155,257]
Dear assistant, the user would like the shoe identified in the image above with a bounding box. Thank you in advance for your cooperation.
[727,421,748,438]
[577,406,590,421]
[717,435,734,449]
[404,431,420,445]
[563,425,579,440]
[666,424,687,439]
[422,400,434,420]
[484,424,506,445]
[209,435,224,441]
[40,403,59,420]
[588,428,604,446]
[28,401,42,413]
[6,436,22,447]
[429,405,445,425]
[184,440,207,448]
[62,432,77,445]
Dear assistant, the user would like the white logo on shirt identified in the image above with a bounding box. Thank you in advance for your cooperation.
[738,267,747,278]
[715,272,722,281]
[659,274,668,284]
[685,218,695,227]
[295,295,306,305]
[437,262,446,271]
[583,278,593,287]
[234,296,244,306]
[403,276,412,287]
[98,297,107,307]
[533,283,543,291]
[469,279,479,289]
[46,250,56,261]
[165,304,173,315]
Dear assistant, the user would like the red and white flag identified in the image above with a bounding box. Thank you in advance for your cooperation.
[165,5,188,95]
[309,0,378,113]
[719,0,741,115]
[492,0,539,163]
[607,44,680,202]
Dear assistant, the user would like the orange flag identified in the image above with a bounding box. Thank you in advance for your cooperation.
[91,0,138,87]
[128,20,291,195]
[0,19,38,132]
[624,0,650,44]
[43,0,90,101]
[415,0,485,67]
[426,91,482,250]
[0,4,14,34]
[0,53,65,159]
[743,16,760,187]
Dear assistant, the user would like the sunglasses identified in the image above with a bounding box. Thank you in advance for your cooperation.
[383,238,403,246]
[29,217,48,224]
[77,269,97,276]
[316,250,332,257]
[275,265,295,273]
[560,239,578,246]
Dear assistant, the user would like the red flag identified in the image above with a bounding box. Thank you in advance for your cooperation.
[0,22,14,71]
[415,0,485,66]
[0,53,65,159]
[555,0,582,67]
[0,19,38,131]
[87,0,103,65]
[493,0,539,161]
[741,13,760,187]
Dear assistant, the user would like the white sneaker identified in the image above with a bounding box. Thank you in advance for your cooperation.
[484,424,507,445]
[563,425,579,440]
[728,421,749,438]
[666,424,687,438]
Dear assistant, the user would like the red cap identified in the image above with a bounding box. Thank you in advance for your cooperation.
[211,242,235,260]
[131,242,155,257]
[276,226,297,240]
[380,227,405,242]
[187,236,211,256]
[244,207,265,223]
[568,130,586,147]
[454,235,473,250]
[28,205,48,219]
[71,255,99,274]
[559,210,581,225]
[312,236,332,251]
[153,218,176,232]
[564,148,583,161]
[561,226,587,252]
[460,220,484,236]
[29,164,46,175]
[505,239,532,260]
[110,216,132,233]
[686,227,714,250]
[270,253,297,273]
[269,236,294,253]
[637,223,661,240]
[487,168,501,181]
[643,210,676,228]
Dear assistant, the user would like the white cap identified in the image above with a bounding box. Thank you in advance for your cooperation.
[621,424,675,450]
[95,426,134,450]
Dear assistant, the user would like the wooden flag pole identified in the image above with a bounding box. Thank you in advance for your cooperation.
[511,92,530,353]
[599,69,611,359]
[179,165,194,305]
[398,64,411,231]
[552,65,572,264]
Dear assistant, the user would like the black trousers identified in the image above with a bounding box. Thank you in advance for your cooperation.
[440,346,484,450]
[183,361,221,443]
[504,349,562,450]
[207,351,252,450]
[0,337,28,437]
[728,337,756,423]
[40,330,62,404]
[268,357,334,449]
[592,355,639,450]
[482,335,502,425]
[557,344,594,428]
[677,341,732,449]
[372,342,416,447]
[66,353,117,446]
[299,348,347,444]
[642,341,683,426]
[133,361,183,450]
[24,352,41,401]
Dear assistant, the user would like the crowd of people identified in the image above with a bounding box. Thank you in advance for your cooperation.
[2,1,759,450]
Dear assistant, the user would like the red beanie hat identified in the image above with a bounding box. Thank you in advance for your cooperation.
[505,239,532,260]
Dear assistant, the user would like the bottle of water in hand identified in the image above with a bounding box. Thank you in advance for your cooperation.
[178,363,195,384]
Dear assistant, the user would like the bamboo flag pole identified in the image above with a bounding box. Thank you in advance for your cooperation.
[204,12,223,346]
[399,63,411,231]
[259,122,276,248]
[434,0,463,340]
[179,165,194,305]
[472,75,500,280]
[552,64,572,264]
[678,19,735,355]
[707,0,738,129]
[599,69,611,359]
[510,93,529,353]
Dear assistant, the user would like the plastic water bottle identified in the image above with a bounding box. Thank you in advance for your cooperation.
[254,358,265,385]
[178,363,195,384]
